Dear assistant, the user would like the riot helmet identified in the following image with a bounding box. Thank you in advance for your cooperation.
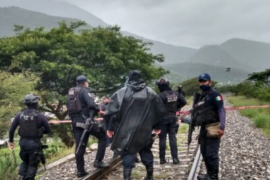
[24,94,40,105]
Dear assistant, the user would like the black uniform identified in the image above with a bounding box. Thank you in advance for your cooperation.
[195,88,225,180]
[100,102,112,145]
[68,85,108,173]
[158,87,187,164]
[9,107,51,180]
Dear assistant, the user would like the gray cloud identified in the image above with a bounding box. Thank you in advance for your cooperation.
[61,0,270,48]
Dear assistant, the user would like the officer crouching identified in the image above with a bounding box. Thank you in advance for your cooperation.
[67,75,109,178]
[8,94,51,180]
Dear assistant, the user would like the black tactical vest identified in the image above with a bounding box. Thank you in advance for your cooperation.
[165,91,178,113]
[67,87,82,114]
[19,110,41,139]
[193,94,219,126]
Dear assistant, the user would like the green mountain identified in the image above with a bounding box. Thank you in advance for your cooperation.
[187,38,270,72]
[220,38,270,71]
[122,31,198,64]
[1,0,108,27]
[163,62,250,84]
[0,7,92,37]
[0,0,198,64]
[188,45,253,71]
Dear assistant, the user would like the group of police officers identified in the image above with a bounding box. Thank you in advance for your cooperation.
[8,70,225,180]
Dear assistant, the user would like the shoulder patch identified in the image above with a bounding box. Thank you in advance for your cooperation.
[216,96,222,101]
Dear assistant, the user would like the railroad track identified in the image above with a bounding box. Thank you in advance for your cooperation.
[80,127,201,180]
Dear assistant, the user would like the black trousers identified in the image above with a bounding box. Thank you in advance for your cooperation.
[19,139,42,180]
[72,116,107,172]
[158,116,179,160]
[199,127,220,178]
[122,146,153,169]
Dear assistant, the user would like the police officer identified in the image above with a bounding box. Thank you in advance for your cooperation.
[177,85,186,97]
[195,73,225,180]
[99,97,112,146]
[68,75,109,178]
[8,94,51,180]
[156,78,187,164]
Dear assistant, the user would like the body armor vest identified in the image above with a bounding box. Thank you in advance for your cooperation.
[165,91,178,113]
[193,95,219,126]
[19,110,41,139]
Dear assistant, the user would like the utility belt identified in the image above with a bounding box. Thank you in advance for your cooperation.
[20,137,41,141]
[74,116,106,134]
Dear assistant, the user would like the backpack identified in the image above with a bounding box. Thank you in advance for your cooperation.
[67,87,82,113]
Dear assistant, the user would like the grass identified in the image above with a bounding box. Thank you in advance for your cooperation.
[0,144,22,180]
[227,95,270,137]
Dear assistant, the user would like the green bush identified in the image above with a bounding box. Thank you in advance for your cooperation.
[254,114,270,128]
[241,109,259,118]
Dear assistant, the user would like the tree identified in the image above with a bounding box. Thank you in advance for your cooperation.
[0,71,38,138]
[247,69,270,86]
[0,21,167,146]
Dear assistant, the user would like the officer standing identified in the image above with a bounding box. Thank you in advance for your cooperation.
[177,85,186,97]
[156,78,187,164]
[8,94,51,180]
[99,97,112,146]
[68,75,109,178]
[195,73,225,180]
[99,97,110,115]
[105,70,166,180]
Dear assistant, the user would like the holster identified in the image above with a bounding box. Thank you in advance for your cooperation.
[205,122,220,138]
[76,122,85,129]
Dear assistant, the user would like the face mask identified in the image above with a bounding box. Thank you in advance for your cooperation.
[200,84,211,91]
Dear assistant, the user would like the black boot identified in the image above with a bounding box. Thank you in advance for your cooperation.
[207,169,218,180]
[197,174,208,180]
[123,169,132,180]
[112,151,120,158]
[93,160,110,168]
[172,158,180,164]
[160,158,167,164]
[144,166,153,180]
[77,171,89,178]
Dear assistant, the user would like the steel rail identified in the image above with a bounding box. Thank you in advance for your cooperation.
[187,145,202,180]
[81,157,122,180]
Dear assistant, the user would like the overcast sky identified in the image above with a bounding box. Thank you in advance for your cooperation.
[61,0,270,48]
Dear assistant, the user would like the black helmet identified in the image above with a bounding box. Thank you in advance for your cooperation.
[76,75,89,83]
[24,94,40,104]
[178,85,182,90]
[156,78,170,86]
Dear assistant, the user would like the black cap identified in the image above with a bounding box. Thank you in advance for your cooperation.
[76,75,89,83]
[198,73,211,81]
